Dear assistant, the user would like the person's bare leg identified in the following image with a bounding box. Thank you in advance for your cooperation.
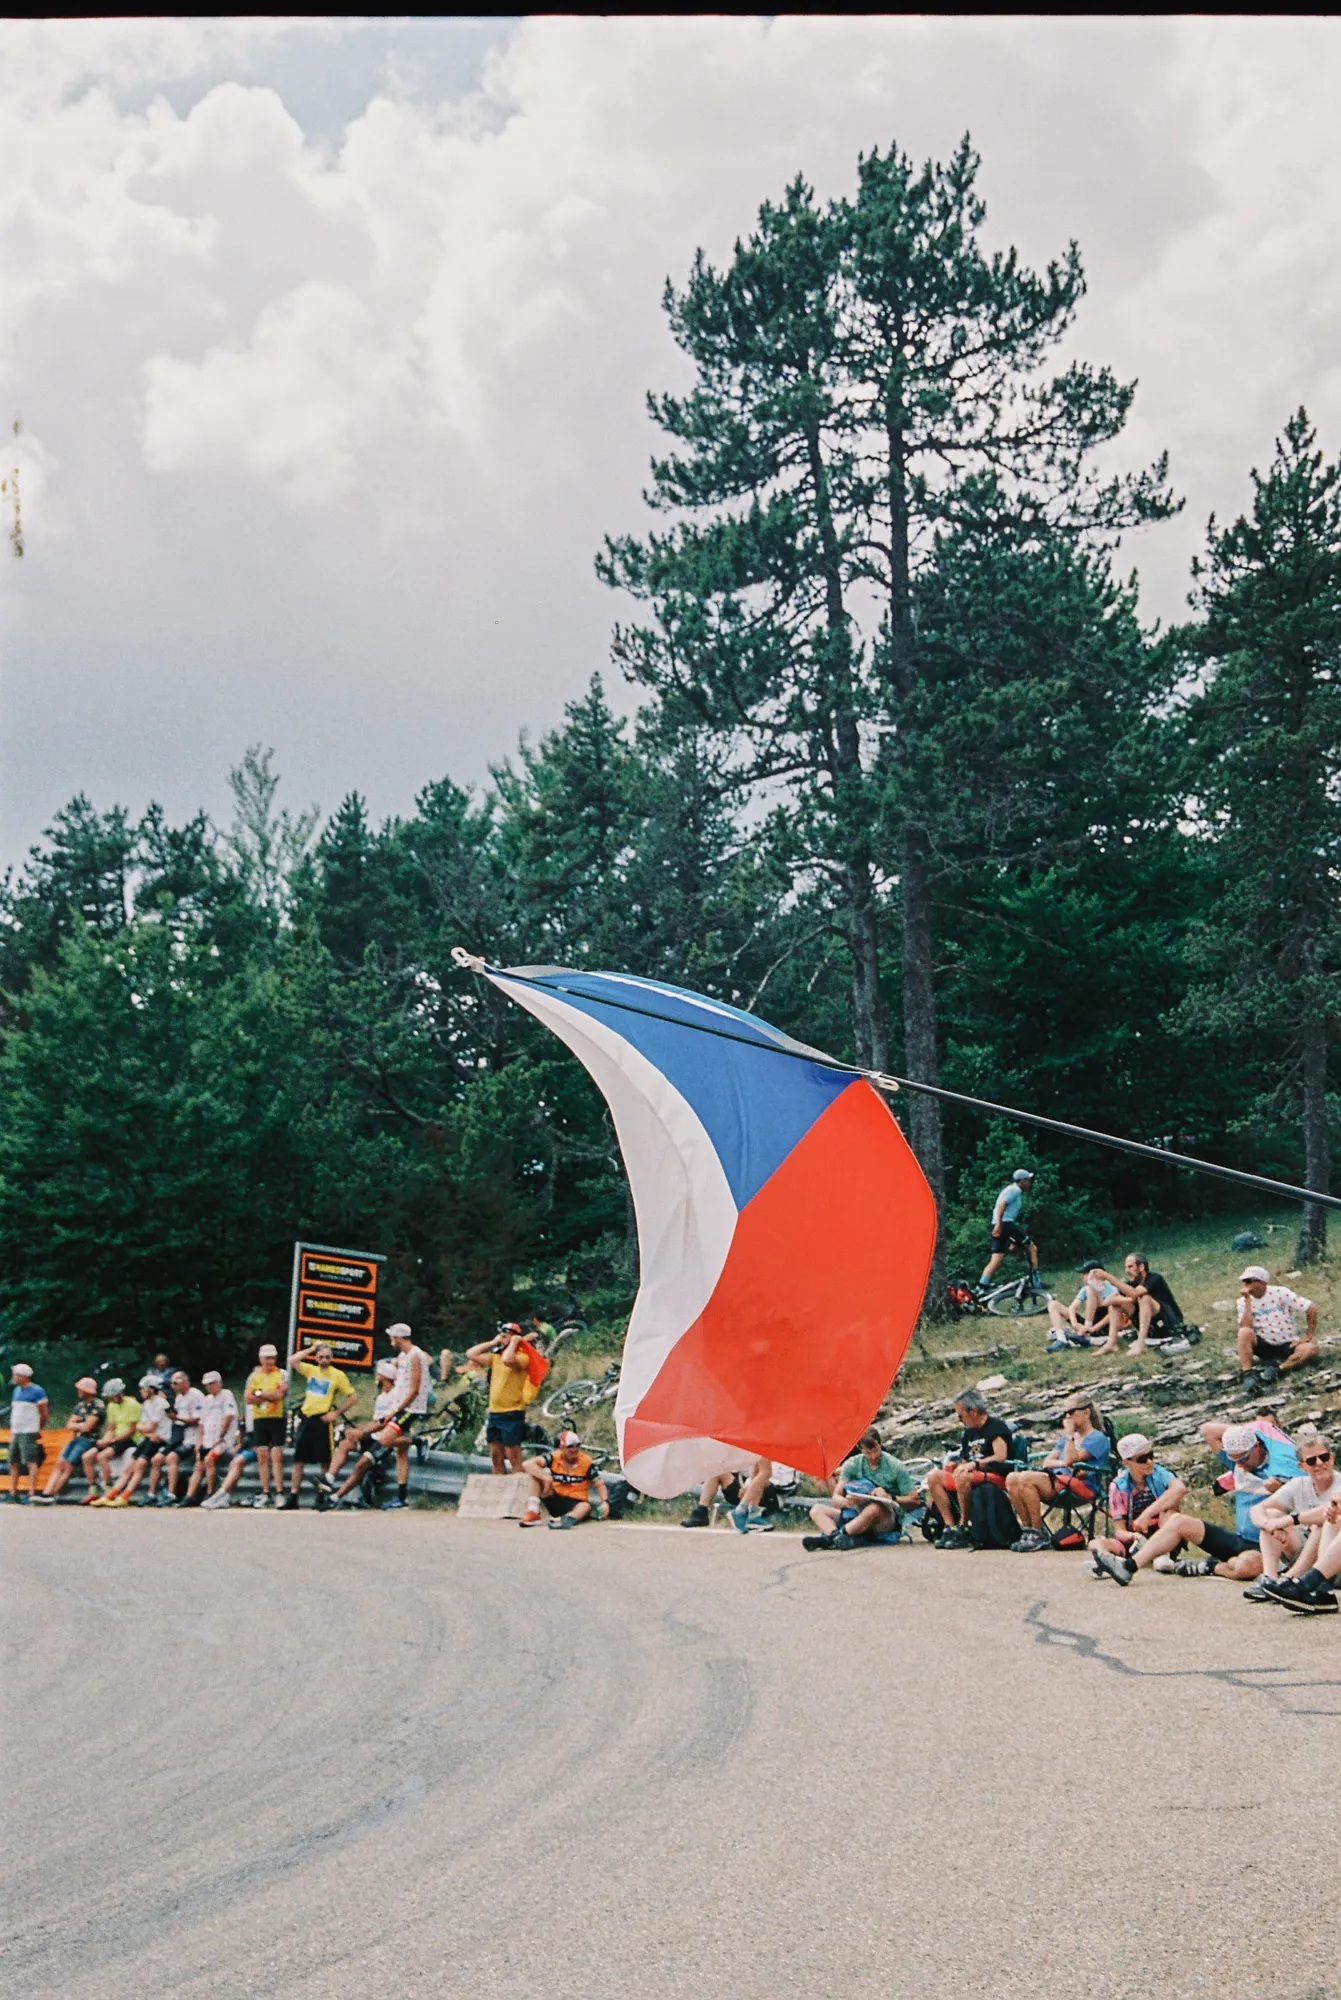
[1131,1296,1155,1356]
[1279,1340,1318,1371]
[845,1501,896,1539]
[1258,1522,1291,1580]
[926,1468,956,1528]
[953,1469,976,1527]
[504,1442,525,1475]
[980,1252,1004,1283]
[742,1460,773,1511]
[1236,1324,1255,1372]
[808,1502,841,1534]
[488,1441,505,1474]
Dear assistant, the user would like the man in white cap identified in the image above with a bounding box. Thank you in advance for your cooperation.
[33,1376,105,1503]
[1236,1265,1318,1381]
[184,1371,240,1503]
[91,1375,173,1506]
[978,1168,1038,1290]
[243,1343,288,1507]
[371,1324,432,1511]
[519,1430,608,1528]
[6,1364,48,1504]
[1092,1421,1297,1585]
[319,1359,404,1508]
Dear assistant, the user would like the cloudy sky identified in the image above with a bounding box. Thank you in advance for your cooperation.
[2,15,1339,866]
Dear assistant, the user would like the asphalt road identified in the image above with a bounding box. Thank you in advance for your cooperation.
[2,1511,1338,2000]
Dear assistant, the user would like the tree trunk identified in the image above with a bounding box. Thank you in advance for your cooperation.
[845,857,888,1071]
[901,828,946,1306]
[1296,1011,1329,1264]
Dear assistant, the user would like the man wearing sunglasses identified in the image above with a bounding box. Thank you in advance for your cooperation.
[1253,1437,1341,1612]
[1088,1434,1186,1574]
[1091,1421,1297,1585]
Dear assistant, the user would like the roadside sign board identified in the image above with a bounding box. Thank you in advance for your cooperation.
[285,1240,386,1371]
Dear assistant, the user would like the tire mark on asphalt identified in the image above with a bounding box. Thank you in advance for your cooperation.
[1024,1600,1341,1715]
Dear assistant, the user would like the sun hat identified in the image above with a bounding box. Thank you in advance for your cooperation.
[1239,1264,1270,1283]
[1117,1433,1154,1461]
[75,1376,98,1396]
[1222,1423,1262,1459]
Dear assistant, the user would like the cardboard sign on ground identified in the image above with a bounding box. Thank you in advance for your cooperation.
[456,1472,531,1519]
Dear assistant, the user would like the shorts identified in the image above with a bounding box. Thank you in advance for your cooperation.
[990,1219,1028,1255]
[7,1432,41,1468]
[381,1412,423,1442]
[543,1493,580,1517]
[131,1437,163,1463]
[251,1417,286,1449]
[486,1410,527,1447]
[1049,1471,1098,1505]
[965,1465,1007,1489]
[167,1428,199,1462]
[206,1447,237,1470]
[293,1415,333,1465]
[1253,1336,1296,1365]
[61,1435,97,1465]
[1198,1522,1257,1564]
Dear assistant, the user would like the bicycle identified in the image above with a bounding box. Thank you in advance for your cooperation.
[946,1258,1049,1319]
[540,1360,621,1424]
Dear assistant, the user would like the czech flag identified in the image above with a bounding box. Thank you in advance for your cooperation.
[483,966,937,1498]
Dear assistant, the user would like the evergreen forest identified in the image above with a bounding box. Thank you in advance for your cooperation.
[3,139,1339,1370]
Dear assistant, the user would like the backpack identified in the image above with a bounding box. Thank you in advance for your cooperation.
[969,1479,1020,1550]
[1050,1522,1088,1551]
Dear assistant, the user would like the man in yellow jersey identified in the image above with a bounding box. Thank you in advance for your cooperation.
[244,1342,288,1508]
[465,1322,531,1474]
[283,1341,357,1509]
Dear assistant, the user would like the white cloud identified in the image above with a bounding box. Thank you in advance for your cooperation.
[1,15,1339,860]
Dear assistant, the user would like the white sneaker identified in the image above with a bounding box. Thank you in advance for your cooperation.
[251,1494,270,1509]
[200,1490,232,1510]
[1152,1554,1177,1574]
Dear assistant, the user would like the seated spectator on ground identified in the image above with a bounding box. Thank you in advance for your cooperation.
[1263,1485,1341,1614]
[93,1376,172,1507]
[680,1469,745,1528]
[91,1379,142,1501]
[6,1363,48,1504]
[519,1430,607,1529]
[34,1378,105,1503]
[1088,1255,1185,1356]
[1089,1435,1186,1573]
[185,1370,240,1502]
[1249,1433,1341,1604]
[803,1428,920,1551]
[925,1388,1014,1548]
[1091,1421,1298,1585]
[1005,1396,1111,1552]
[1236,1266,1318,1380]
[1045,1265,1120,1349]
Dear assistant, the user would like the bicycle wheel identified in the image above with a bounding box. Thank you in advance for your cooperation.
[986,1283,1048,1318]
[541,1381,597,1422]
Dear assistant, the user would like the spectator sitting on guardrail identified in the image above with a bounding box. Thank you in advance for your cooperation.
[519,1430,607,1529]
[161,1371,206,1507]
[33,1377,104,1504]
[375,1324,433,1512]
[92,1375,171,1507]
[6,1363,47,1504]
[926,1389,1014,1549]
[316,1360,402,1509]
[803,1428,920,1551]
[283,1343,357,1510]
[1088,1435,1186,1574]
[1091,1421,1297,1585]
[184,1371,240,1503]
[1005,1396,1111,1552]
[91,1379,141,1502]
[680,1469,744,1528]
[466,1324,532,1475]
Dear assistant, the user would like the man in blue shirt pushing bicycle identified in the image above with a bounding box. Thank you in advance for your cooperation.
[978,1168,1038,1292]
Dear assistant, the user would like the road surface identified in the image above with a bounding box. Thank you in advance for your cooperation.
[2,1511,1337,1999]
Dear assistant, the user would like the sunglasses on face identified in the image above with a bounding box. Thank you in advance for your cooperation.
[1128,1453,1154,1465]
[1302,1452,1333,1467]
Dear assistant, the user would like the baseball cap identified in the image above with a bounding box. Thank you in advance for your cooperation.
[11,1362,32,1377]
[557,1429,581,1447]
[1117,1433,1154,1461]
[375,1359,397,1380]
[139,1375,158,1392]
[75,1376,97,1396]
[1012,1168,1034,1182]
[202,1369,222,1385]
[1222,1423,1262,1459]
[1239,1264,1270,1283]
[258,1343,278,1358]
[386,1322,412,1341]
[102,1378,125,1397]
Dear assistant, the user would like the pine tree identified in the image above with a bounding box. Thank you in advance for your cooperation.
[1179,410,1341,1262]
